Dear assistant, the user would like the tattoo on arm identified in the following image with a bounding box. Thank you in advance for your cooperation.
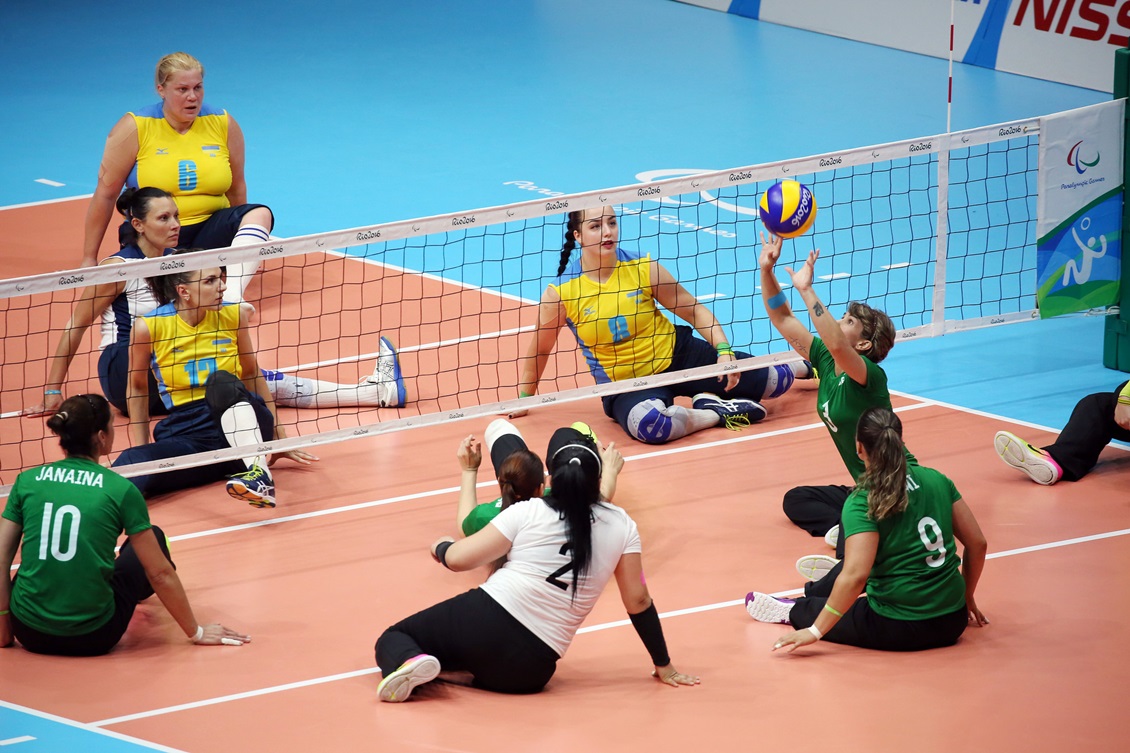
[812,303,825,318]
[789,338,809,357]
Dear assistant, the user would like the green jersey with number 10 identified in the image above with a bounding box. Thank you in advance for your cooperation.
[2,458,151,636]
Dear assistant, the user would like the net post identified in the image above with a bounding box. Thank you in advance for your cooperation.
[1103,47,1130,373]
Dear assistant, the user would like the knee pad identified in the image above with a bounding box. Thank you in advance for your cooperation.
[764,364,796,399]
[204,370,251,418]
[627,399,678,444]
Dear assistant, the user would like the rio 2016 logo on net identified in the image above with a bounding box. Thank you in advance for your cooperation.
[1067,141,1100,175]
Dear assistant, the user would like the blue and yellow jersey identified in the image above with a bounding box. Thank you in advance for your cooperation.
[551,248,675,383]
[128,102,232,226]
[142,302,242,409]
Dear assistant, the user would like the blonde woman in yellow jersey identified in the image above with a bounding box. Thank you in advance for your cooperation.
[111,252,317,507]
[517,207,808,445]
[80,52,271,301]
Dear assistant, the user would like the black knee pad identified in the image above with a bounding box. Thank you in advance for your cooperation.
[204,370,252,421]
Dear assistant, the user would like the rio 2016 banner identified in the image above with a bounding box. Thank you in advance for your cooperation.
[674,0,1126,92]
[1036,100,1124,317]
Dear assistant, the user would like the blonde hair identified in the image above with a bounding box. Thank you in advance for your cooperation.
[155,52,204,88]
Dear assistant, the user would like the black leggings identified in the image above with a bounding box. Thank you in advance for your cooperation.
[10,526,173,656]
[790,560,968,651]
[782,484,851,558]
[1044,381,1130,482]
[376,588,559,694]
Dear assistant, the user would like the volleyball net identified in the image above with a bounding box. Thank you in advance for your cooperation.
[0,113,1045,492]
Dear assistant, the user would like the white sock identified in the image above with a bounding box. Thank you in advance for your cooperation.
[224,224,270,303]
[219,401,266,469]
[268,373,381,409]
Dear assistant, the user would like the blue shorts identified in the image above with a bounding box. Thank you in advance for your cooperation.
[177,203,273,249]
[97,342,167,417]
[112,392,273,498]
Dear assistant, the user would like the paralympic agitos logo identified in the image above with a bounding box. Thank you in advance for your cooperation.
[1067,140,1100,175]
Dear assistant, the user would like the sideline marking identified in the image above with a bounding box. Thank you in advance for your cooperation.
[87,525,1130,727]
[33,179,65,188]
[0,194,91,211]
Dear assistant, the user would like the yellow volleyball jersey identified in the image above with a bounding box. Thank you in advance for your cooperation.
[551,248,675,384]
[128,102,232,226]
[143,302,242,409]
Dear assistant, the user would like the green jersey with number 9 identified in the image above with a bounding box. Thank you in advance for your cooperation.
[2,458,152,635]
[841,463,966,620]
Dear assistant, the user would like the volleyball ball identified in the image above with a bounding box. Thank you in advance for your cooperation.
[759,180,817,238]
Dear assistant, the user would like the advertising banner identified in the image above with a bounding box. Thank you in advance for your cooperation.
[1036,99,1124,317]
[674,0,1125,92]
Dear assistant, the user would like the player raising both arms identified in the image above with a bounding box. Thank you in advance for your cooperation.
[758,232,907,565]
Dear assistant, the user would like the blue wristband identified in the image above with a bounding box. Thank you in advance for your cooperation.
[767,292,788,310]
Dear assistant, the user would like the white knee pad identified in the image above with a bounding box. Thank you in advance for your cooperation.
[627,399,689,444]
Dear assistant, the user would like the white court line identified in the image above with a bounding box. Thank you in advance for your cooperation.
[0,194,91,211]
[277,325,535,373]
[88,525,1130,727]
[33,179,65,188]
[883,262,912,269]
[0,737,36,746]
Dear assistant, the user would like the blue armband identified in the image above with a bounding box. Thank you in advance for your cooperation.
[767,292,788,310]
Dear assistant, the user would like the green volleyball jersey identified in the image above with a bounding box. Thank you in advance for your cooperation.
[809,337,914,481]
[841,464,966,620]
[2,458,152,636]
[462,489,554,537]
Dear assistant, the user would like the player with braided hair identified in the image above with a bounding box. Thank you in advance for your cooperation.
[516,207,809,446]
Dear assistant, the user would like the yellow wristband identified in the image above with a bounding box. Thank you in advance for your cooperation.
[0,609,9,616]
[823,603,843,617]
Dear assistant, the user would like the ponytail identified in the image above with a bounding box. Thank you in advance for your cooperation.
[45,394,112,459]
[855,407,908,521]
[544,442,602,598]
[556,211,584,276]
[497,450,544,510]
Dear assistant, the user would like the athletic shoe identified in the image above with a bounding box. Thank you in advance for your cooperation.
[377,654,441,702]
[692,392,767,429]
[796,554,839,582]
[570,421,600,448]
[226,464,276,508]
[823,524,841,550]
[994,430,1062,485]
[744,592,795,624]
[364,336,407,408]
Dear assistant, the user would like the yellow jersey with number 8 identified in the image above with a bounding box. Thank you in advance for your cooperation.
[551,248,675,384]
[128,102,232,227]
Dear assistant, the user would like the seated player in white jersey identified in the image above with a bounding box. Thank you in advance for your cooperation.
[373,426,698,701]
[744,407,989,653]
[24,187,406,421]
[1,394,249,656]
[111,253,318,507]
[516,206,809,446]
